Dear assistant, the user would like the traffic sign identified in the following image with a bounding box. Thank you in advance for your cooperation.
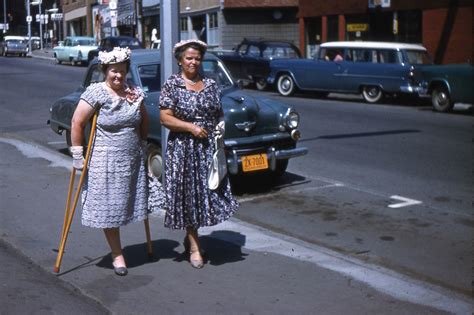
[109,0,117,10]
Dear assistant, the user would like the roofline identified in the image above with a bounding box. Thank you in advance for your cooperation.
[320,41,427,51]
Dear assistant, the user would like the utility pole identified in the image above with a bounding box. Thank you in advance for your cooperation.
[26,0,32,54]
[3,0,7,34]
[160,0,180,179]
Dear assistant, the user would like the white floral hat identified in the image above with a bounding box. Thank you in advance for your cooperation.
[173,39,208,54]
[98,47,131,64]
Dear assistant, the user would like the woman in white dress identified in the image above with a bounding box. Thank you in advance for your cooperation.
[70,47,149,276]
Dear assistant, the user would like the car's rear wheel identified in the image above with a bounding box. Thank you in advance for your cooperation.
[277,74,296,96]
[362,85,383,103]
[147,143,163,181]
[255,78,268,91]
[431,85,454,112]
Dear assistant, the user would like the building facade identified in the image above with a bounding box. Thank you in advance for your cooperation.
[298,0,473,64]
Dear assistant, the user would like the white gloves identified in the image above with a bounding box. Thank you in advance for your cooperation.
[215,117,225,137]
[70,146,84,170]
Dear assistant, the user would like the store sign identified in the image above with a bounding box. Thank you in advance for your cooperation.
[51,13,63,21]
[347,24,369,32]
[368,0,390,8]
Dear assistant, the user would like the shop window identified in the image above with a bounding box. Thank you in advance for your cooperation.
[327,15,339,42]
[209,12,218,29]
[180,18,188,32]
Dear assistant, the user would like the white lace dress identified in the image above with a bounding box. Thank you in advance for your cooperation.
[79,82,149,228]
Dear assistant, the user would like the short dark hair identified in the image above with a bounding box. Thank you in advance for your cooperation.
[100,60,131,74]
[174,43,206,62]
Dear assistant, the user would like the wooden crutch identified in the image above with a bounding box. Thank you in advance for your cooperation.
[54,113,154,272]
[54,112,98,273]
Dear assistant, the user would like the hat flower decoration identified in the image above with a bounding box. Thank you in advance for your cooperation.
[98,47,131,64]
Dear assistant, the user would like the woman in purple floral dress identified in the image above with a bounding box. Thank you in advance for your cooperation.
[159,39,238,269]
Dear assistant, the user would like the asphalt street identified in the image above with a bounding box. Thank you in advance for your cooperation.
[0,52,472,314]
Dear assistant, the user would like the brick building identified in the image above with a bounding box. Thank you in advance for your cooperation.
[298,0,473,64]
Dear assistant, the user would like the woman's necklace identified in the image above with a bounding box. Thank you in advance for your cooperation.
[182,74,200,86]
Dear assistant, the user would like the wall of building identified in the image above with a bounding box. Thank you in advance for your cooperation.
[423,6,472,64]
[223,0,298,8]
[219,8,299,49]
[219,20,299,49]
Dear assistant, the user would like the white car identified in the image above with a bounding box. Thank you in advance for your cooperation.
[53,36,97,66]
[0,36,29,57]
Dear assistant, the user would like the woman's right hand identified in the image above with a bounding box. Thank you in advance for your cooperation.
[190,124,208,139]
[70,146,84,170]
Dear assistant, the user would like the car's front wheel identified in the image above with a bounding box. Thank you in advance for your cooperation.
[147,143,163,181]
[277,74,296,96]
[431,85,454,112]
[362,85,383,103]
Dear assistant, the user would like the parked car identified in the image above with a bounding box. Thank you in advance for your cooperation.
[415,63,473,112]
[268,41,432,102]
[87,36,142,62]
[48,49,308,178]
[211,38,301,90]
[53,36,97,66]
[23,36,41,50]
[0,36,29,57]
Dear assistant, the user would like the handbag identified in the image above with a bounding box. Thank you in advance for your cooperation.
[208,124,227,190]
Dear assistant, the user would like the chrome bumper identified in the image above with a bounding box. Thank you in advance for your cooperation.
[227,146,308,175]
[400,84,425,94]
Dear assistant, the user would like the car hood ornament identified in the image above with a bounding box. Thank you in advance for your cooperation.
[235,121,256,133]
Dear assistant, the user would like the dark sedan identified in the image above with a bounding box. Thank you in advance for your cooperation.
[49,49,307,179]
[211,39,301,90]
[87,36,142,62]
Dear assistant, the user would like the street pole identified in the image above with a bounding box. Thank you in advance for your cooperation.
[26,0,32,55]
[39,2,43,50]
[3,0,7,34]
[160,0,180,181]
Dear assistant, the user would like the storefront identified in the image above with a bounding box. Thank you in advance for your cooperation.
[298,0,472,63]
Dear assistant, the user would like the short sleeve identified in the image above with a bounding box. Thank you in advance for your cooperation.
[80,83,104,110]
[159,80,176,110]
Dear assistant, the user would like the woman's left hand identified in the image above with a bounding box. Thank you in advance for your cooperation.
[190,124,208,138]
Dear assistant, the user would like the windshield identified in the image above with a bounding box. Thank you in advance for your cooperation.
[119,39,141,47]
[404,50,432,65]
[201,60,234,90]
[7,40,24,45]
[262,46,299,59]
[76,39,95,46]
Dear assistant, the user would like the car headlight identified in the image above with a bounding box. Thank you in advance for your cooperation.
[284,110,299,129]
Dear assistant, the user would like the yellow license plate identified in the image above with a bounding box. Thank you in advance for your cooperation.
[241,154,269,172]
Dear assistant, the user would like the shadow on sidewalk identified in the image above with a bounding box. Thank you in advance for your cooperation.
[93,231,247,271]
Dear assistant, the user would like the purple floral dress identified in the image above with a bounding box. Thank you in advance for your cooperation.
[158,73,238,229]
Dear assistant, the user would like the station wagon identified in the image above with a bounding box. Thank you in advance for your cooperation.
[268,41,432,103]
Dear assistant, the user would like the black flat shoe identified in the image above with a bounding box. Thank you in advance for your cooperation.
[113,264,128,276]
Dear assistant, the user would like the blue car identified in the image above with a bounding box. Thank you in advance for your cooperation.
[268,41,432,103]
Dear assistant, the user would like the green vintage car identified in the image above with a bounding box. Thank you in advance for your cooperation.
[417,63,473,112]
[48,49,307,178]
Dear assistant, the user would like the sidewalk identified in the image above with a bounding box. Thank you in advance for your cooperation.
[1,135,471,314]
[30,47,55,60]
